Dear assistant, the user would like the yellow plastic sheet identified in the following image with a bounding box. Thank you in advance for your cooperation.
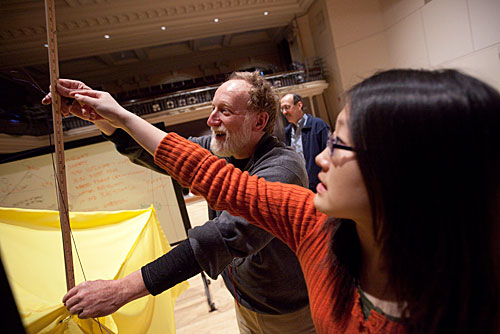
[0,206,189,334]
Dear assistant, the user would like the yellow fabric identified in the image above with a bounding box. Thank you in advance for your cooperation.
[0,206,189,334]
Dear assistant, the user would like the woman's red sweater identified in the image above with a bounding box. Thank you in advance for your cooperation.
[155,133,406,334]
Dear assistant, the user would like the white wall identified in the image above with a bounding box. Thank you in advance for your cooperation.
[322,0,500,108]
[326,0,391,91]
[424,0,500,89]
[297,0,500,118]
[299,0,346,120]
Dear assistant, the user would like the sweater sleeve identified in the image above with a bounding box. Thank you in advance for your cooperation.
[154,133,326,253]
[141,239,202,295]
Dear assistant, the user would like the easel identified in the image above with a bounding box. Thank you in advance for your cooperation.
[200,273,216,312]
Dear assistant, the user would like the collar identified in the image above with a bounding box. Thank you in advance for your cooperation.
[228,133,282,171]
[290,113,310,131]
[298,113,308,128]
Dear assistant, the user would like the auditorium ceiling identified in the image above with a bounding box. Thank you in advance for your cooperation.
[1,0,314,87]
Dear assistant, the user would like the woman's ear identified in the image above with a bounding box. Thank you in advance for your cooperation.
[254,112,269,131]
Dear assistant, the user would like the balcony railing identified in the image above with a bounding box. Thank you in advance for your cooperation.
[63,66,324,131]
[1,62,325,137]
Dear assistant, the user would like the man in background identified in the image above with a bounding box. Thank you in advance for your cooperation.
[44,72,315,333]
[281,93,329,192]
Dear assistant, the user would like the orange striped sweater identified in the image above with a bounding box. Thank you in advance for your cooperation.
[155,133,406,334]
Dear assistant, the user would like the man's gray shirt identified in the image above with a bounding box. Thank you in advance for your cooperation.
[107,130,309,314]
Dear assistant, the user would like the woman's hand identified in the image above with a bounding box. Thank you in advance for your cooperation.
[44,79,165,154]
[71,89,132,129]
[41,79,117,135]
[41,79,93,118]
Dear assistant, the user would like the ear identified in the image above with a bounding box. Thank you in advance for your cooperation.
[253,112,269,131]
[297,101,303,110]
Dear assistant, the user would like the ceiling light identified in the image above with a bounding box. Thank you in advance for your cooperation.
[264,11,269,16]
[214,18,219,23]
[44,43,48,48]
[161,26,166,31]
[104,34,110,39]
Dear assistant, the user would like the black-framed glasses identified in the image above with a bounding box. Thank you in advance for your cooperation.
[327,133,354,157]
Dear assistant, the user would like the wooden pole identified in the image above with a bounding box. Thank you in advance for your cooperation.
[44,0,75,291]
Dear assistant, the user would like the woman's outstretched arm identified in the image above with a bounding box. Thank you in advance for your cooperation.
[154,132,324,253]
[70,87,324,251]
[71,89,165,155]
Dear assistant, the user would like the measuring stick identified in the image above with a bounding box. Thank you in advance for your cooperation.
[44,0,75,291]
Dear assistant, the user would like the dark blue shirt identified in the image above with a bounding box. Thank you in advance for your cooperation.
[285,115,330,191]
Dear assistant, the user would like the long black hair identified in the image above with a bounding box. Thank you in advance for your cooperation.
[325,69,500,333]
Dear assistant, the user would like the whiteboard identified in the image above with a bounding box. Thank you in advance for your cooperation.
[0,141,189,244]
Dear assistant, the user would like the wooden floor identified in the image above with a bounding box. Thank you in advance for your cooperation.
[174,198,239,333]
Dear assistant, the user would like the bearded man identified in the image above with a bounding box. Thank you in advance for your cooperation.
[45,72,315,333]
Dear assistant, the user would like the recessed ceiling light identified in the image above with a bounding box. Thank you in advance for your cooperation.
[44,43,48,48]
[214,18,219,23]
[161,26,166,31]
[104,34,110,39]
[264,11,269,16]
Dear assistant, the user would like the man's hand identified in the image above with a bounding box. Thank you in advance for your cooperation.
[62,270,149,319]
[62,280,125,319]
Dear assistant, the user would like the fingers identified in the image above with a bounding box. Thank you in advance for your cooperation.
[58,79,91,90]
[78,306,99,319]
[71,89,102,99]
[63,283,90,319]
[46,87,120,125]
[69,100,100,121]
[57,79,90,97]
[62,286,77,304]
[81,108,95,120]
[65,298,81,316]
[41,93,74,117]
[73,92,99,110]
[59,92,103,122]
[42,79,91,104]
[62,280,117,319]
[41,92,51,105]
[63,291,87,318]
[72,91,107,121]
[56,84,73,98]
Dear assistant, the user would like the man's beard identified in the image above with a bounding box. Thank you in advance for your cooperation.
[210,117,253,157]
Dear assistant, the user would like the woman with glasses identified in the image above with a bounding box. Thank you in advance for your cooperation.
[57,69,499,333]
